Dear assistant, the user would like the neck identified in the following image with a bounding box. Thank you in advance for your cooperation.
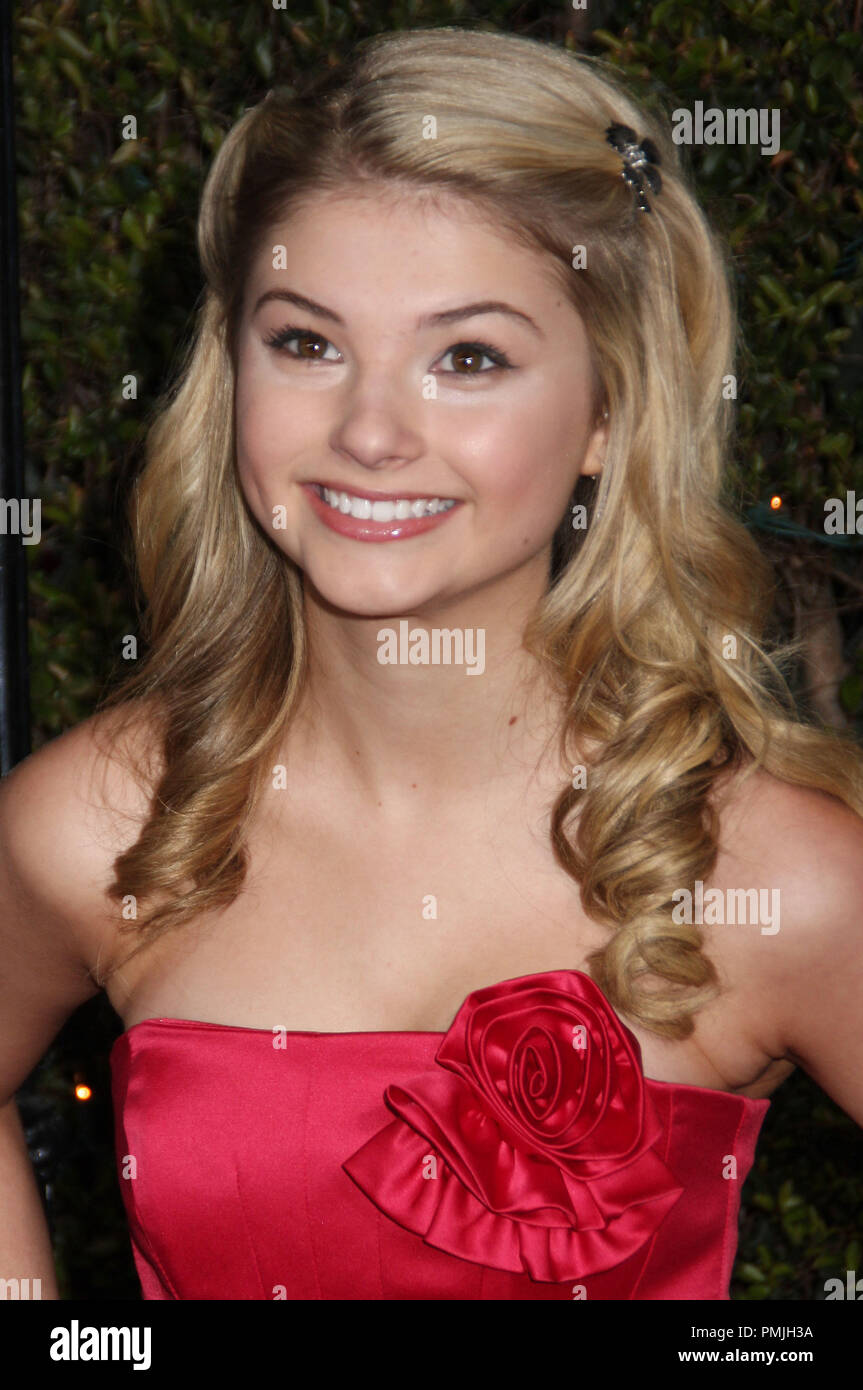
[282,565,572,823]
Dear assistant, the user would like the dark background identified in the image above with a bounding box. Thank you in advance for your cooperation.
[10,0,863,1299]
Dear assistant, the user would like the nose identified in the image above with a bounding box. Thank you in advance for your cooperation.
[327,367,427,473]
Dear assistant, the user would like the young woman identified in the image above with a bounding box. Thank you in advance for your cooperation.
[1,27,861,1302]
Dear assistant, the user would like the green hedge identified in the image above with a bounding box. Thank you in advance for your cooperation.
[12,0,862,1300]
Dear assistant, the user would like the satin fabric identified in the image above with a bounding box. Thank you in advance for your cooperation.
[110,969,769,1300]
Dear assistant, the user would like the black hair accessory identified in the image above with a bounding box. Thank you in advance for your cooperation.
[605,123,662,214]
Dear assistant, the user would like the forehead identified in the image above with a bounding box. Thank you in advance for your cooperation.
[244,186,570,313]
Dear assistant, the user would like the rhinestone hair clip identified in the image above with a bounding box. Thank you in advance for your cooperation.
[605,123,663,214]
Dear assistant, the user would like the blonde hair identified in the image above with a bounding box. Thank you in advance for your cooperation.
[95,27,863,1038]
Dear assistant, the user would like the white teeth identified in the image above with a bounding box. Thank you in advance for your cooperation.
[319,487,456,520]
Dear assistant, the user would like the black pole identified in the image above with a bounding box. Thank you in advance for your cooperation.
[0,0,31,774]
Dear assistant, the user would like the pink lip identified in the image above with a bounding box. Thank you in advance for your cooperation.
[302,483,462,543]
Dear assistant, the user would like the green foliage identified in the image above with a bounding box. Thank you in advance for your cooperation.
[840,645,863,719]
[13,0,862,1301]
[589,0,863,525]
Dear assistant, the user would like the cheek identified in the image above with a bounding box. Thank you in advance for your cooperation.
[233,408,266,517]
[443,387,584,512]
[236,376,282,468]
[234,383,288,528]
[234,375,312,498]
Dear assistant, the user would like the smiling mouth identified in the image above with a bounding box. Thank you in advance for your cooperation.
[311,484,458,522]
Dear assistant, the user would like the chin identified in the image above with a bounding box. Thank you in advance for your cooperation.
[303,573,444,618]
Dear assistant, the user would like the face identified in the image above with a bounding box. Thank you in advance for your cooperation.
[234,189,607,617]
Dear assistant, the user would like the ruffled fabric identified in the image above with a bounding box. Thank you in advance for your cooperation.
[342,970,685,1283]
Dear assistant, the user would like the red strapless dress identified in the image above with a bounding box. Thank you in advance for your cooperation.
[110,969,769,1300]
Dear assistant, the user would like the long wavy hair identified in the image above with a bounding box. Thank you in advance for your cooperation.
[94,26,863,1038]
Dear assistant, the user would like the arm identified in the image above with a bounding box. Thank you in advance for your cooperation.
[0,724,115,1299]
[758,782,863,1127]
[0,1098,61,1300]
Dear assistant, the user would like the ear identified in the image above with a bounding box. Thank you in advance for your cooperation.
[579,415,608,478]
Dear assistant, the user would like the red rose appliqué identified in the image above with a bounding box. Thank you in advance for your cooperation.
[342,970,685,1283]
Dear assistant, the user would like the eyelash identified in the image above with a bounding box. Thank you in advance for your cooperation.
[261,324,515,374]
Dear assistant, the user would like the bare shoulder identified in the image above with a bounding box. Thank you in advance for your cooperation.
[0,698,167,1102]
[710,760,863,1122]
[712,760,863,937]
[0,696,166,974]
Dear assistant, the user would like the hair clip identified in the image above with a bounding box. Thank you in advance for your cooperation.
[605,123,662,214]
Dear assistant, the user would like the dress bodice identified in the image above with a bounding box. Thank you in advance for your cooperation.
[110,969,769,1300]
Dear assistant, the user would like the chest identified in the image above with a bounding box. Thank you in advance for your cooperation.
[105,803,786,1097]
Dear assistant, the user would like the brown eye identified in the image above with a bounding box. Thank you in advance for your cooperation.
[441,342,513,374]
[450,347,485,373]
[262,327,513,375]
[263,326,339,362]
[294,333,327,359]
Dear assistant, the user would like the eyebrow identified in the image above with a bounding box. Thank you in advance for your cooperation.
[251,287,544,337]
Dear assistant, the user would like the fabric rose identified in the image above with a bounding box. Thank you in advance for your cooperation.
[342,970,684,1283]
